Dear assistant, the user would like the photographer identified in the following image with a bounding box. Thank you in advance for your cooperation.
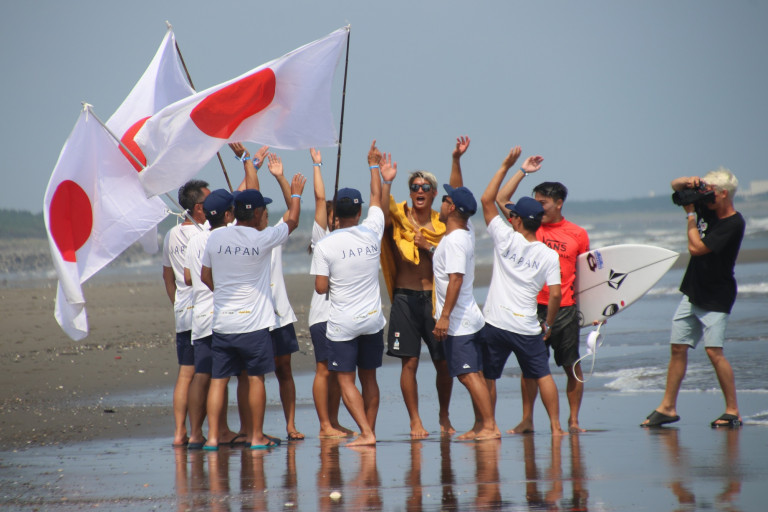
[642,168,745,428]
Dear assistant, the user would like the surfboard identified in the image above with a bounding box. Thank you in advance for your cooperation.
[574,244,679,327]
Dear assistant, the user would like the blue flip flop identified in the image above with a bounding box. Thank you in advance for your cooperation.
[203,445,219,451]
[250,440,280,450]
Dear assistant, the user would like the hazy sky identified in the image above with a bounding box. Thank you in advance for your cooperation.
[2,1,766,213]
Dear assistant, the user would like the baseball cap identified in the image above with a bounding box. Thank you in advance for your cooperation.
[234,189,272,210]
[336,187,364,204]
[505,196,544,219]
[202,189,234,216]
[443,184,477,216]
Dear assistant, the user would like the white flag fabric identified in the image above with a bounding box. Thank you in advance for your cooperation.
[136,26,348,197]
[44,108,169,340]
[106,25,195,252]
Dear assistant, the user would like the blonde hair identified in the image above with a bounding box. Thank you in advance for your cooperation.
[408,170,438,190]
[703,167,738,197]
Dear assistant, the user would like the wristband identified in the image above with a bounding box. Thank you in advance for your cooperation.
[236,153,249,163]
[291,194,301,199]
[252,157,261,168]
[542,321,551,331]
[312,162,322,167]
[383,180,393,185]
[520,168,529,177]
[369,165,380,170]
[686,212,696,219]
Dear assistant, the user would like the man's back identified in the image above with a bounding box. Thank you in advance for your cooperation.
[311,207,386,341]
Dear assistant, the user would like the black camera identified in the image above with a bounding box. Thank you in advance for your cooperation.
[672,182,715,206]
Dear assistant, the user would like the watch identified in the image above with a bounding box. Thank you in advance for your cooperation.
[429,245,436,255]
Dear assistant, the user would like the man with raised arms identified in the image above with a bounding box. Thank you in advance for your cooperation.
[496,171,589,433]
[481,146,566,436]
[379,137,469,438]
[432,184,500,441]
[163,179,210,447]
[310,142,387,447]
[201,174,306,450]
[307,147,355,439]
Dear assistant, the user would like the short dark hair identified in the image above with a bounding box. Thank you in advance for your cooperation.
[178,180,209,211]
[334,198,361,219]
[532,181,568,203]
[235,203,262,222]
[205,207,230,228]
[520,216,542,232]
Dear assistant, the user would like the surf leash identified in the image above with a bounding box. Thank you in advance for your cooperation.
[574,321,605,383]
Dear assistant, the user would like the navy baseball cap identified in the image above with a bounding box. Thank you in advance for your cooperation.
[443,184,477,216]
[336,187,364,204]
[234,189,272,210]
[505,196,544,219]
[203,189,234,216]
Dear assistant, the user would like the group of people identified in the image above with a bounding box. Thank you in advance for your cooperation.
[162,135,746,450]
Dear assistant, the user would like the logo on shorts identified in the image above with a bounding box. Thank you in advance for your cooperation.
[332,361,338,366]
[462,363,471,369]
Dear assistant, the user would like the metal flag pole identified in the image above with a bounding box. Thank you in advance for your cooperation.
[83,102,202,229]
[332,25,352,220]
[169,22,235,193]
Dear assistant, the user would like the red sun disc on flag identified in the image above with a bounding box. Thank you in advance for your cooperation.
[49,180,93,263]
[190,68,276,139]
[120,117,150,171]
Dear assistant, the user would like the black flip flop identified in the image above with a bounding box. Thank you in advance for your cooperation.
[710,413,742,428]
[641,410,680,427]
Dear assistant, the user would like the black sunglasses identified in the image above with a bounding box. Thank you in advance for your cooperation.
[409,183,433,193]
[442,195,452,204]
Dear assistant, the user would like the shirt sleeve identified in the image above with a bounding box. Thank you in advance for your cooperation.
[444,234,468,275]
[162,230,172,267]
[310,242,329,277]
[545,254,561,286]
[201,234,212,268]
[702,215,744,254]
[362,206,385,238]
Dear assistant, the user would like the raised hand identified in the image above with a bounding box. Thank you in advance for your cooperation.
[252,145,270,167]
[453,135,471,159]
[267,153,284,178]
[521,155,544,174]
[309,147,322,165]
[229,142,249,159]
[368,139,382,167]
[290,173,307,196]
[380,152,397,182]
[502,146,522,170]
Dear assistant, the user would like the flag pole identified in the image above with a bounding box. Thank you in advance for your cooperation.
[171,27,235,193]
[83,102,202,229]
[332,26,351,219]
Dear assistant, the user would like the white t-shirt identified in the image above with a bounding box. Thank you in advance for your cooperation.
[184,229,213,341]
[308,221,331,327]
[483,216,561,335]
[432,221,485,336]
[310,207,386,341]
[202,223,289,334]
[270,219,298,329]
[162,223,207,332]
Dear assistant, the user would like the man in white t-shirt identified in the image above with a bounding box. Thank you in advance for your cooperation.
[162,179,210,447]
[311,153,386,447]
[183,189,247,449]
[480,146,565,436]
[432,184,500,441]
[201,177,305,451]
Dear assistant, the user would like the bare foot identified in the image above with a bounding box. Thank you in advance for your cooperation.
[288,431,305,441]
[333,424,358,437]
[172,434,189,447]
[319,426,350,438]
[457,428,478,441]
[439,417,456,435]
[410,422,430,439]
[568,423,586,433]
[507,420,534,434]
[474,428,501,441]
[551,427,569,437]
[346,433,376,447]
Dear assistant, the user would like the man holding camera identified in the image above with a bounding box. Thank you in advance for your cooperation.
[642,168,745,428]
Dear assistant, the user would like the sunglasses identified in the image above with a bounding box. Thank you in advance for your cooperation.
[409,183,433,193]
[442,195,453,204]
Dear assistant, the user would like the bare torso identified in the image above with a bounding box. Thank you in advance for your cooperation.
[386,205,437,291]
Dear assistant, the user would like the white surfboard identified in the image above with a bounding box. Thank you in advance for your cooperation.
[574,244,679,327]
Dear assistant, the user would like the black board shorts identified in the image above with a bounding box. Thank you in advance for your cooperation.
[387,289,446,361]
[537,304,580,368]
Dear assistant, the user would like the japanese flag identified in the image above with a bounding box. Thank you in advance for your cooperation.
[136,26,348,197]
[44,107,168,340]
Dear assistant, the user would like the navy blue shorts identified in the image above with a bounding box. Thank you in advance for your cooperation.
[481,323,551,380]
[193,335,213,374]
[176,330,194,366]
[211,329,275,378]
[444,330,484,378]
[310,322,332,363]
[328,330,384,372]
[271,323,299,357]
